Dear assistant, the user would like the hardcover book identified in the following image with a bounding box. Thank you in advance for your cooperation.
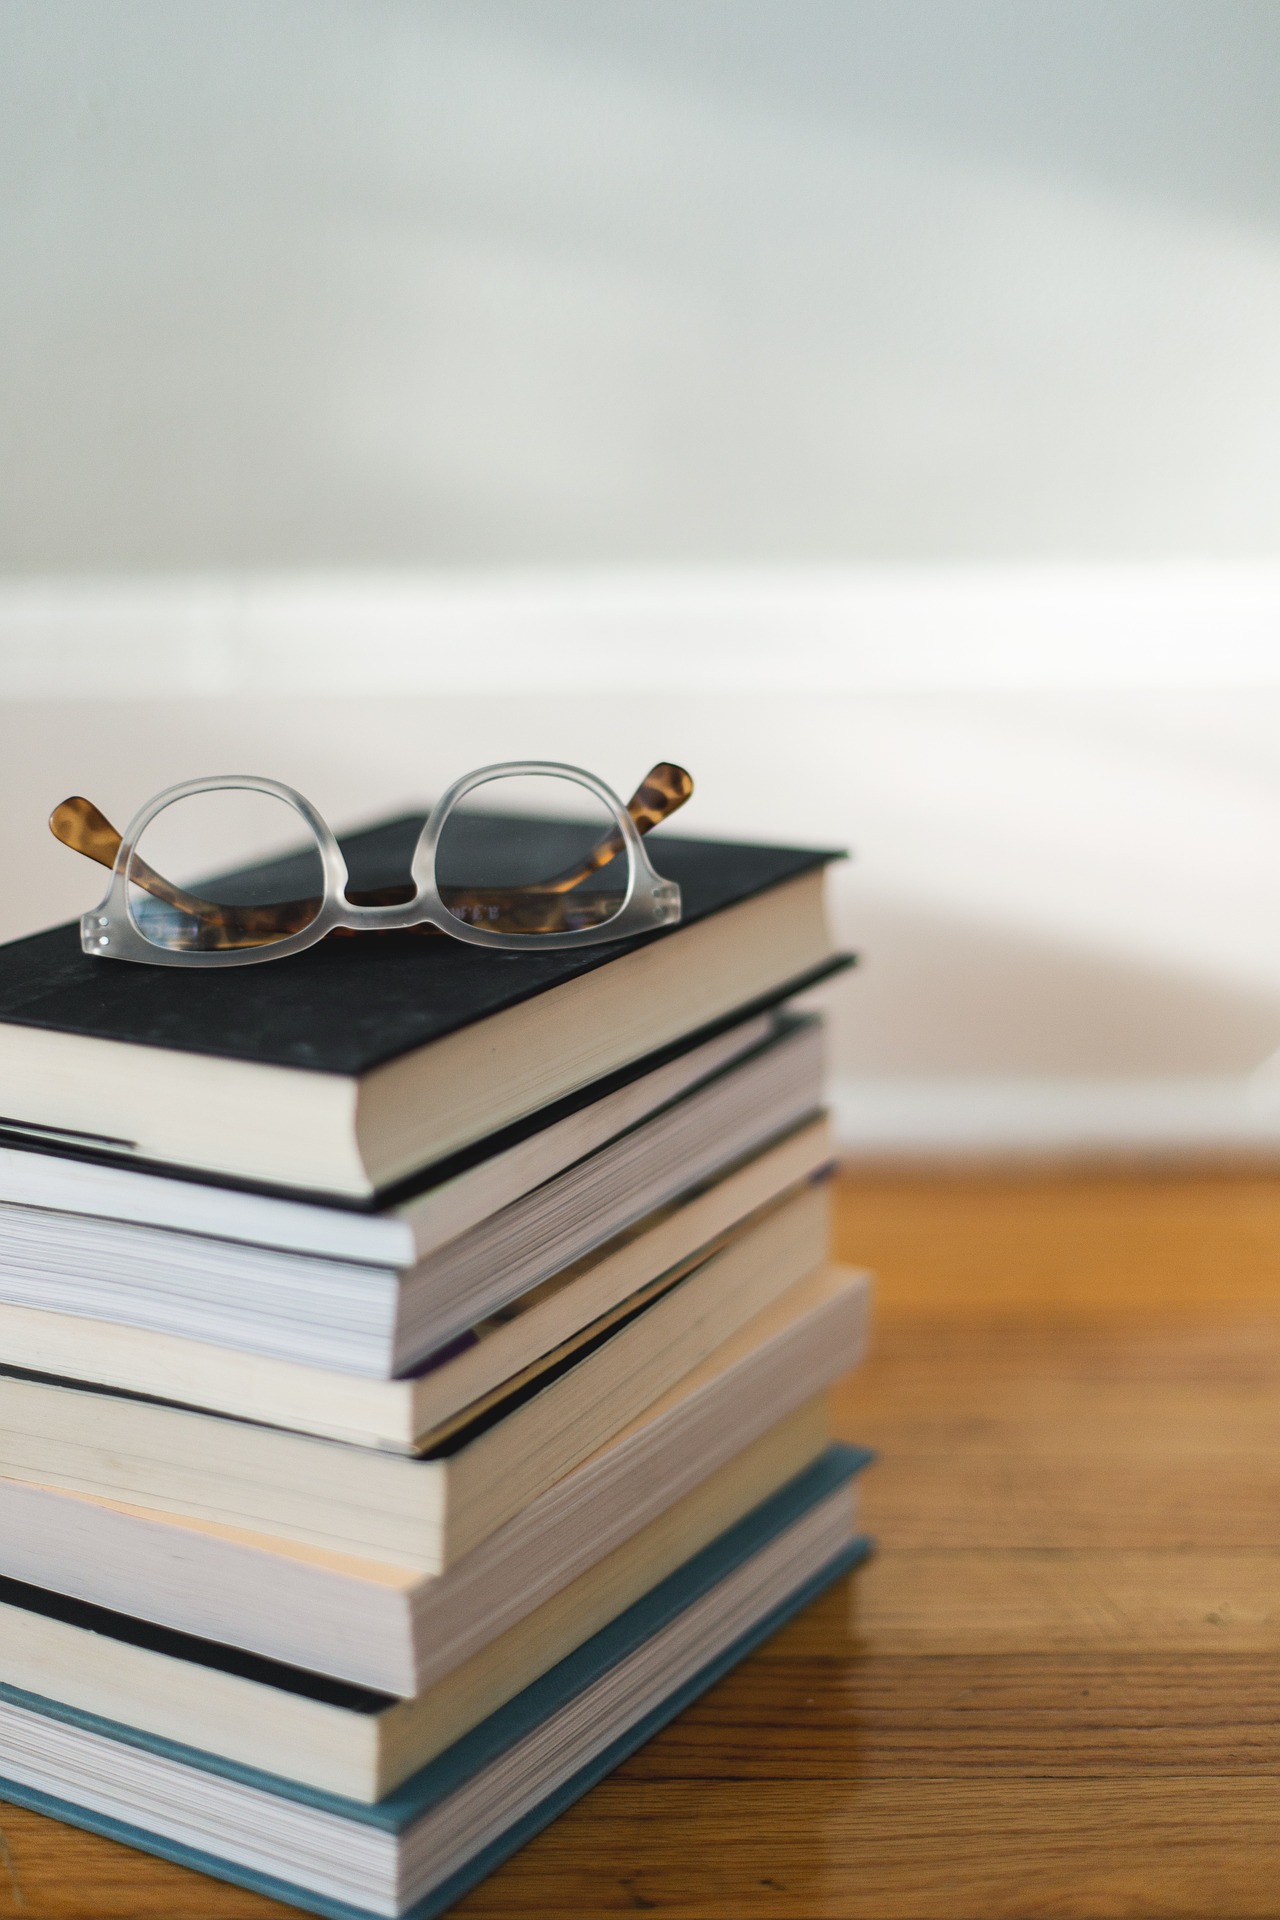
[0,814,847,1193]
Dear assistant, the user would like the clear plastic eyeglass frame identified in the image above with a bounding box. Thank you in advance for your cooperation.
[51,761,689,968]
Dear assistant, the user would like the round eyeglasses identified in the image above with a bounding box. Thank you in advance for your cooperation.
[50,761,690,967]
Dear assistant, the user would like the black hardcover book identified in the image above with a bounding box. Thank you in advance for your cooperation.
[0,813,846,1195]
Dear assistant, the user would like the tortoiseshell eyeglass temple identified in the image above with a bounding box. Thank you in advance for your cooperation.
[50,762,692,957]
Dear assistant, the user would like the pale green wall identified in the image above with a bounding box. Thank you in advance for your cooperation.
[4,0,1280,569]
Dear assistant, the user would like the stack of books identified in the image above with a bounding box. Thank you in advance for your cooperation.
[0,804,872,1918]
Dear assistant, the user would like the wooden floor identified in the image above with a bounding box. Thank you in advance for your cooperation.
[7,1167,1280,1917]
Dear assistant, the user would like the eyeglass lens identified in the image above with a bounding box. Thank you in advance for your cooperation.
[433,774,630,936]
[127,790,327,952]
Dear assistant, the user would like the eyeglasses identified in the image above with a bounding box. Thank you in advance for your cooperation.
[50,761,691,967]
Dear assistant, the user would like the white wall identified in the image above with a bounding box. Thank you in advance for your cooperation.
[4,1,1280,567]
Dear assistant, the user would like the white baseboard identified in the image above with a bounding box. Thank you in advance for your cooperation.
[4,562,1280,694]
[830,1074,1280,1159]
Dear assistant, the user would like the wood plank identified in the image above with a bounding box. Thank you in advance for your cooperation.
[619,1651,1280,1777]
[860,1460,1280,1547]
[850,1549,1280,1653]
[834,1168,1280,1317]
[0,1804,292,1916]
[456,1778,1280,1918]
